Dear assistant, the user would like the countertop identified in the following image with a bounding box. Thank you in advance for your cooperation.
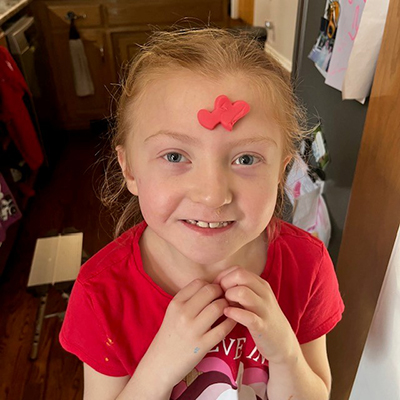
[0,0,31,25]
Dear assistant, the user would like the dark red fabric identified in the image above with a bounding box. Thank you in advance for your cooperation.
[0,46,43,170]
[59,220,344,392]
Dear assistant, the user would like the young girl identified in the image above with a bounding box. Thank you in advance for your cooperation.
[60,27,344,400]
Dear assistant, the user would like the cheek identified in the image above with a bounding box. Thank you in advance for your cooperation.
[253,184,278,208]
[136,177,180,220]
[240,176,279,216]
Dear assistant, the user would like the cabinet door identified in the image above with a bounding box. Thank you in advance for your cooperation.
[105,0,228,27]
[112,31,151,71]
[50,29,112,129]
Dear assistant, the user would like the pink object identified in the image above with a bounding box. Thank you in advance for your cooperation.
[294,181,302,198]
[197,95,250,131]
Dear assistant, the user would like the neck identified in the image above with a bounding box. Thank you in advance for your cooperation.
[139,226,268,296]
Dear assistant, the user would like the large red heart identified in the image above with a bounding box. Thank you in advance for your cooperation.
[197,95,250,131]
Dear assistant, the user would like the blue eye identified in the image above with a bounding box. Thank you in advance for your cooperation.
[163,152,187,163]
[234,154,260,165]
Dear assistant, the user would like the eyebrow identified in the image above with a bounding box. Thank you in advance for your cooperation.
[144,130,278,147]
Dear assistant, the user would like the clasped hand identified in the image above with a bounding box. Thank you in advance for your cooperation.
[213,266,299,366]
[146,266,298,389]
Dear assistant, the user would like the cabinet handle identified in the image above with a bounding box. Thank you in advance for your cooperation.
[65,11,87,21]
[99,46,104,60]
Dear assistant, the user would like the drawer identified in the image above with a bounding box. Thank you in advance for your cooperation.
[47,4,103,29]
[105,0,226,27]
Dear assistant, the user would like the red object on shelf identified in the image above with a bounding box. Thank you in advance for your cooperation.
[0,46,44,171]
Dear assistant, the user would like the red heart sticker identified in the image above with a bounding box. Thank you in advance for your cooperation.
[197,95,250,131]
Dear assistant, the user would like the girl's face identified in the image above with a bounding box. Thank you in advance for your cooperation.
[118,71,290,265]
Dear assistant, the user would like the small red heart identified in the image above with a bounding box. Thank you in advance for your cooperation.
[197,95,250,131]
[197,109,221,130]
[220,101,250,131]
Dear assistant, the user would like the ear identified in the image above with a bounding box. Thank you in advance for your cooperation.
[116,145,138,196]
[279,155,292,183]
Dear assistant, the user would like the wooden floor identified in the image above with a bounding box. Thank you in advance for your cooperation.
[0,130,115,399]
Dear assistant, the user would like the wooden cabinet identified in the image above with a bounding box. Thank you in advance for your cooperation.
[32,0,229,130]
[47,4,103,29]
[104,0,227,27]
[33,1,113,129]
[50,29,112,126]
[112,30,150,70]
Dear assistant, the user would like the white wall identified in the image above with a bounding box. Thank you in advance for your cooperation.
[253,0,299,72]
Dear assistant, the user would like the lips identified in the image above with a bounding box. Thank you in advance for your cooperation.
[184,220,234,229]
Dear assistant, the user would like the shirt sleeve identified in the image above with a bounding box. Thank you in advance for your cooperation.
[59,279,128,376]
[296,244,345,344]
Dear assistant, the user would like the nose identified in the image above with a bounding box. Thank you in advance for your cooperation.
[188,163,233,209]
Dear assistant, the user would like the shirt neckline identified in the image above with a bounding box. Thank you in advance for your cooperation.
[131,220,276,299]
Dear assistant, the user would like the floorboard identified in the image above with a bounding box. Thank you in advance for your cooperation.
[0,130,114,399]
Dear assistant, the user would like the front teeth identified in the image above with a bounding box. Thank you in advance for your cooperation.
[186,220,230,229]
[197,221,209,228]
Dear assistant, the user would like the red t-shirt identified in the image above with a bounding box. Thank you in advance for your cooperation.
[59,220,344,399]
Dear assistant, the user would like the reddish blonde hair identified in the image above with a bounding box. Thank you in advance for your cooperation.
[101,27,308,240]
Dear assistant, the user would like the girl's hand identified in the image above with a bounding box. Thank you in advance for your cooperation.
[213,266,299,365]
[142,279,237,388]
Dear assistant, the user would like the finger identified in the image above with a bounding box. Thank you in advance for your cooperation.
[174,279,209,302]
[204,317,238,349]
[219,267,268,298]
[213,266,241,284]
[224,285,264,315]
[186,283,224,317]
[224,306,264,334]
[196,297,229,331]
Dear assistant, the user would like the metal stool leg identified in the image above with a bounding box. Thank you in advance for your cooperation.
[30,293,48,360]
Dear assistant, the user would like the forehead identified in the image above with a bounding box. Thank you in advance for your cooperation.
[129,70,281,145]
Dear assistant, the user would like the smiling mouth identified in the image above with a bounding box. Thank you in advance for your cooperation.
[184,220,234,229]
